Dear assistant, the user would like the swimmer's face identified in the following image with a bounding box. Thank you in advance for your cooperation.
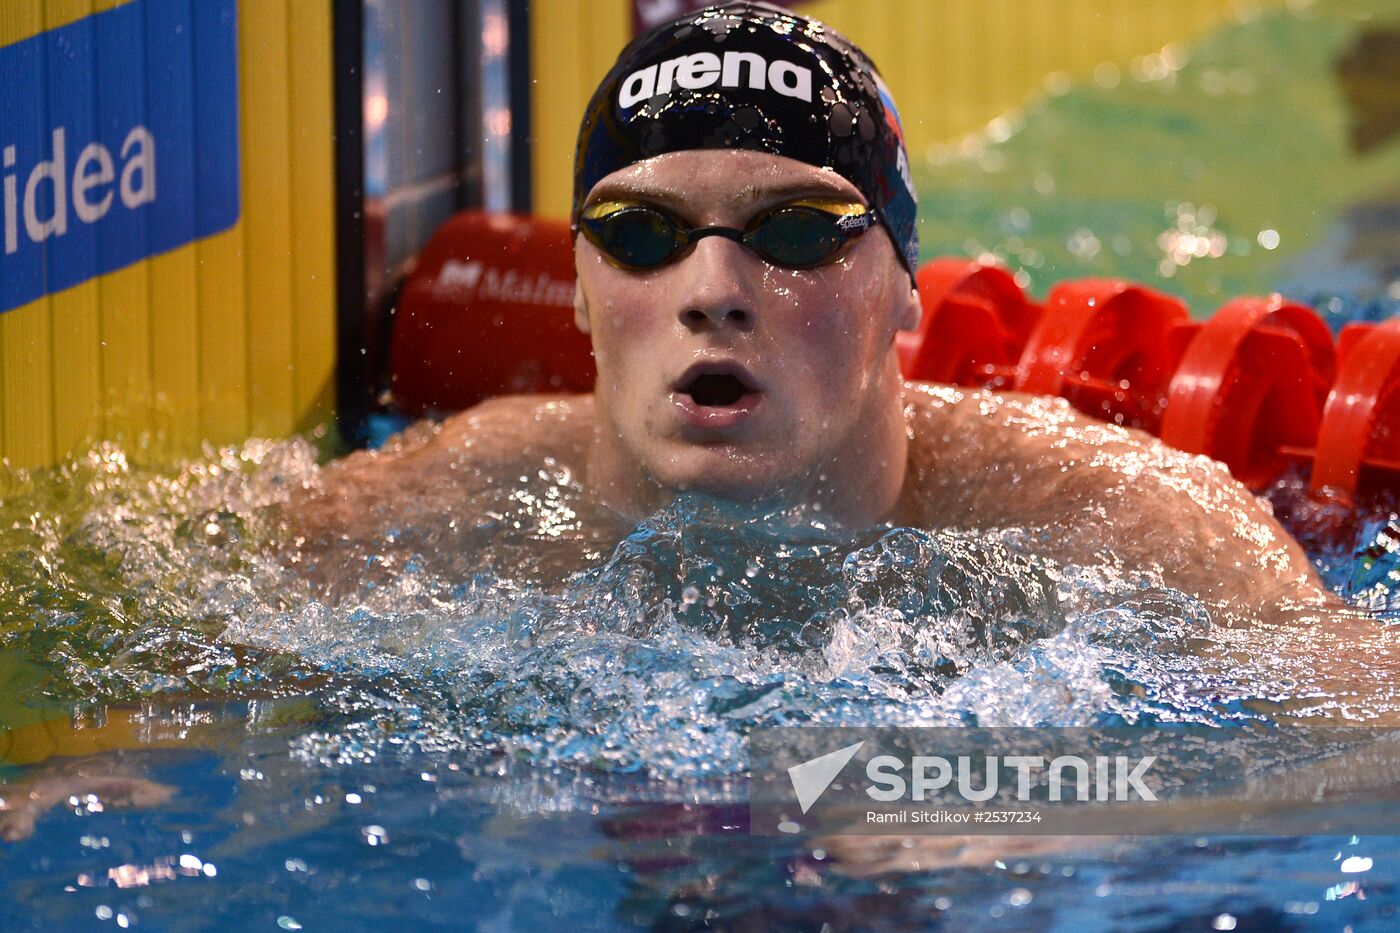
[574,149,920,507]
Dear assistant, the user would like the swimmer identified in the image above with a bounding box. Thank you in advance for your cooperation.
[291,0,1328,617]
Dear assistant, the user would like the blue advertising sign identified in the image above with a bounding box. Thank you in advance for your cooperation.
[0,0,240,313]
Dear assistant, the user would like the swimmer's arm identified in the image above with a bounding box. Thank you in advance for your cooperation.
[1052,447,1400,715]
[280,393,594,543]
[1058,450,1332,611]
[928,389,1331,611]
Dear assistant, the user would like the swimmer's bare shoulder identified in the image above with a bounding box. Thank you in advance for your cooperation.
[283,394,594,541]
[902,381,1332,612]
[435,393,595,465]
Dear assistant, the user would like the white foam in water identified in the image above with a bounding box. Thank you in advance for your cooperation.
[5,433,1389,784]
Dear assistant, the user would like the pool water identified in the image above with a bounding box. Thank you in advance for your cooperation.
[0,429,1398,931]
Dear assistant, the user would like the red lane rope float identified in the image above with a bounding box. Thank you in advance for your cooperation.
[896,258,1039,386]
[1013,279,1188,432]
[1309,318,1400,502]
[1160,295,1335,490]
[389,212,594,416]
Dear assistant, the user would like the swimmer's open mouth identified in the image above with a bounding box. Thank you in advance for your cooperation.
[674,363,761,408]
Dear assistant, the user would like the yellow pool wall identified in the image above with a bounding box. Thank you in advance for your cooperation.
[0,0,336,474]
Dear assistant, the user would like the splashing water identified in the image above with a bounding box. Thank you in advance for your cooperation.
[3,430,1390,785]
[1,437,1398,930]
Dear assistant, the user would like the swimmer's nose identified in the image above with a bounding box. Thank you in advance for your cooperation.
[675,236,758,333]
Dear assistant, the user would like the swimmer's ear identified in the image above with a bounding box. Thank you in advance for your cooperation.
[897,282,921,333]
[573,283,591,335]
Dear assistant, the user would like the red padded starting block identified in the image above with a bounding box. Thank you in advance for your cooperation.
[389,211,594,416]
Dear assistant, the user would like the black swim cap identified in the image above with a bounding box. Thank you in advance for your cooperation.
[572,1,919,280]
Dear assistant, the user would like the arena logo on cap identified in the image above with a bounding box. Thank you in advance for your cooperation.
[618,51,813,108]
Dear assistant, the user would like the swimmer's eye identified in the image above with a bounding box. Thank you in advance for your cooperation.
[576,199,874,271]
[579,201,691,269]
[744,200,872,268]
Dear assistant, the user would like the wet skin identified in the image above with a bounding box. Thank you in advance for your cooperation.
[573,150,919,530]
[304,384,1326,612]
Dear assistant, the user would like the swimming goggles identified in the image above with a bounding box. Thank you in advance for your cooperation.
[576,198,875,271]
